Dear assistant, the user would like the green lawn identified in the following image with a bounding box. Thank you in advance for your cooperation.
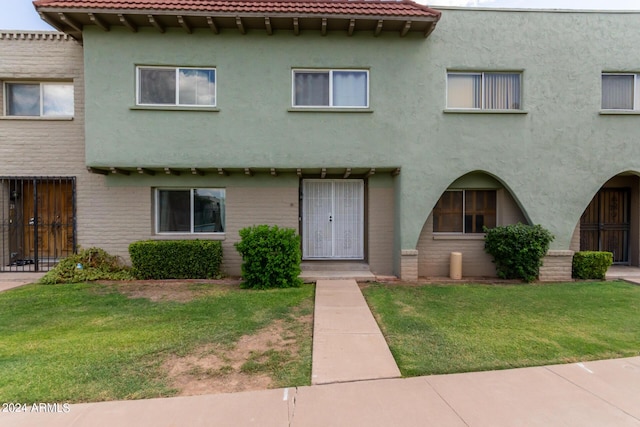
[0,282,313,403]
[362,281,640,376]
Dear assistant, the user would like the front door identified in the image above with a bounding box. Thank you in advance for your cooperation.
[580,188,630,264]
[1,177,75,271]
[302,179,364,259]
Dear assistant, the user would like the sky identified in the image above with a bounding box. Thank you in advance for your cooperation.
[0,0,639,31]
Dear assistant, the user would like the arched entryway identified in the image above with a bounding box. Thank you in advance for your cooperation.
[579,173,640,265]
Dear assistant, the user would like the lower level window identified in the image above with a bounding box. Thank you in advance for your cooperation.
[433,190,496,233]
[156,188,225,233]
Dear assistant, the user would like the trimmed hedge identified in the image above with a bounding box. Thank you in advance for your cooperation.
[129,240,223,279]
[484,223,554,282]
[572,251,613,280]
[234,225,302,289]
[40,247,134,285]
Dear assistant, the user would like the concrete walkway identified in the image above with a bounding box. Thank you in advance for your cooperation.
[0,273,45,292]
[311,279,400,384]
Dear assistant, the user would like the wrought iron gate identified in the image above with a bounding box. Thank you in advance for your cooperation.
[580,188,630,264]
[0,177,76,272]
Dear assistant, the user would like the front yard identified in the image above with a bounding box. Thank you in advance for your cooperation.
[1,279,639,404]
[0,281,313,403]
[362,281,640,376]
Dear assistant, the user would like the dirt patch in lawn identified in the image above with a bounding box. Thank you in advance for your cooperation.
[164,314,312,395]
[98,279,313,395]
[99,279,243,302]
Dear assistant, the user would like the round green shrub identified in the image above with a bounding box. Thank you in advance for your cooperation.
[484,223,554,282]
[235,225,302,289]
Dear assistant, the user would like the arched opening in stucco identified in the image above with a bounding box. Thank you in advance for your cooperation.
[416,171,529,278]
[572,171,640,266]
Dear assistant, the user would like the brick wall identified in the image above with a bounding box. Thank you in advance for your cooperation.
[368,185,394,276]
[538,250,574,282]
[222,186,299,276]
[0,31,149,264]
[417,189,526,278]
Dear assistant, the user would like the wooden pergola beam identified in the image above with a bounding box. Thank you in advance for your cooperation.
[218,168,229,176]
[424,22,437,38]
[110,167,130,175]
[321,18,327,36]
[87,167,109,175]
[265,17,273,35]
[58,13,83,33]
[270,168,278,177]
[391,167,401,177]
[177,15,192,33]
[320,168,327,179]
[374,20,383,37]
[297,168,302,177]
[244,168,253,176]
[88,13,110,31]
[348,19,355,36]
[206,16,219,34]
[191,168,205,176]
[365,168,376,178]
[148,15,165,33]
[293,17,299,35]
[118,14,137,32]
[236,17,246,34]
[400,21,412,37]
[164,167,180,176]
[343,168,352,179]
[137,167,155,175]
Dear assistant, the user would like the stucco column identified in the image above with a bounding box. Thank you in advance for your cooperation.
[400,249,419,281]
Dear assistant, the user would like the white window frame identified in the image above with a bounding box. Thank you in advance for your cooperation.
[291,69,369,108]
[3,81,74,117]
[601,73,640,111]
[136,66,217,107]
[433,189,497,235]
[155,188,225,235]
[446,71,522,110]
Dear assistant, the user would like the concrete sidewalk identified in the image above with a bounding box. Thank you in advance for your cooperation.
[2,357,639,426]
[311,279,400,384]
[0,273,45,292]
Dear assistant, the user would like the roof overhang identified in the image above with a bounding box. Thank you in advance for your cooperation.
[87,166,401,178]
[33,0,441,41]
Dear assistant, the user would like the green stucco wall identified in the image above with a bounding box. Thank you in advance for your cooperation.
[83,8,640,265]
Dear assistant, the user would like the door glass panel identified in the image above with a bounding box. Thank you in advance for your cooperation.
[302,181,333,258]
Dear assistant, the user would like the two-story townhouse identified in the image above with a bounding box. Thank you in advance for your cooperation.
[5,1,639,281]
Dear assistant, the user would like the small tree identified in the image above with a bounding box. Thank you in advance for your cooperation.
[235,225,302,289]
[484,223,554,282]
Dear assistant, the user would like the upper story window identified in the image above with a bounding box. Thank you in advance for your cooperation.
[447,72,521,110]
[4,82,74,117]
[433,190,496,234]
[293,69,369,108]
[601,73,639,110]
[156,188,225,234]
[137,67,216,107]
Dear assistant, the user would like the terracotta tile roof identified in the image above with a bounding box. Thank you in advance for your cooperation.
[33,0,441,18]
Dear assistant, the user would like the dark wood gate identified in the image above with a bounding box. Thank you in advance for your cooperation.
[580,188,630,264]
[1,177,76,272]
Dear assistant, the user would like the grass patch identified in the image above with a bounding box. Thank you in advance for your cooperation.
[0,282,314,403]
[362,281,640,376]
